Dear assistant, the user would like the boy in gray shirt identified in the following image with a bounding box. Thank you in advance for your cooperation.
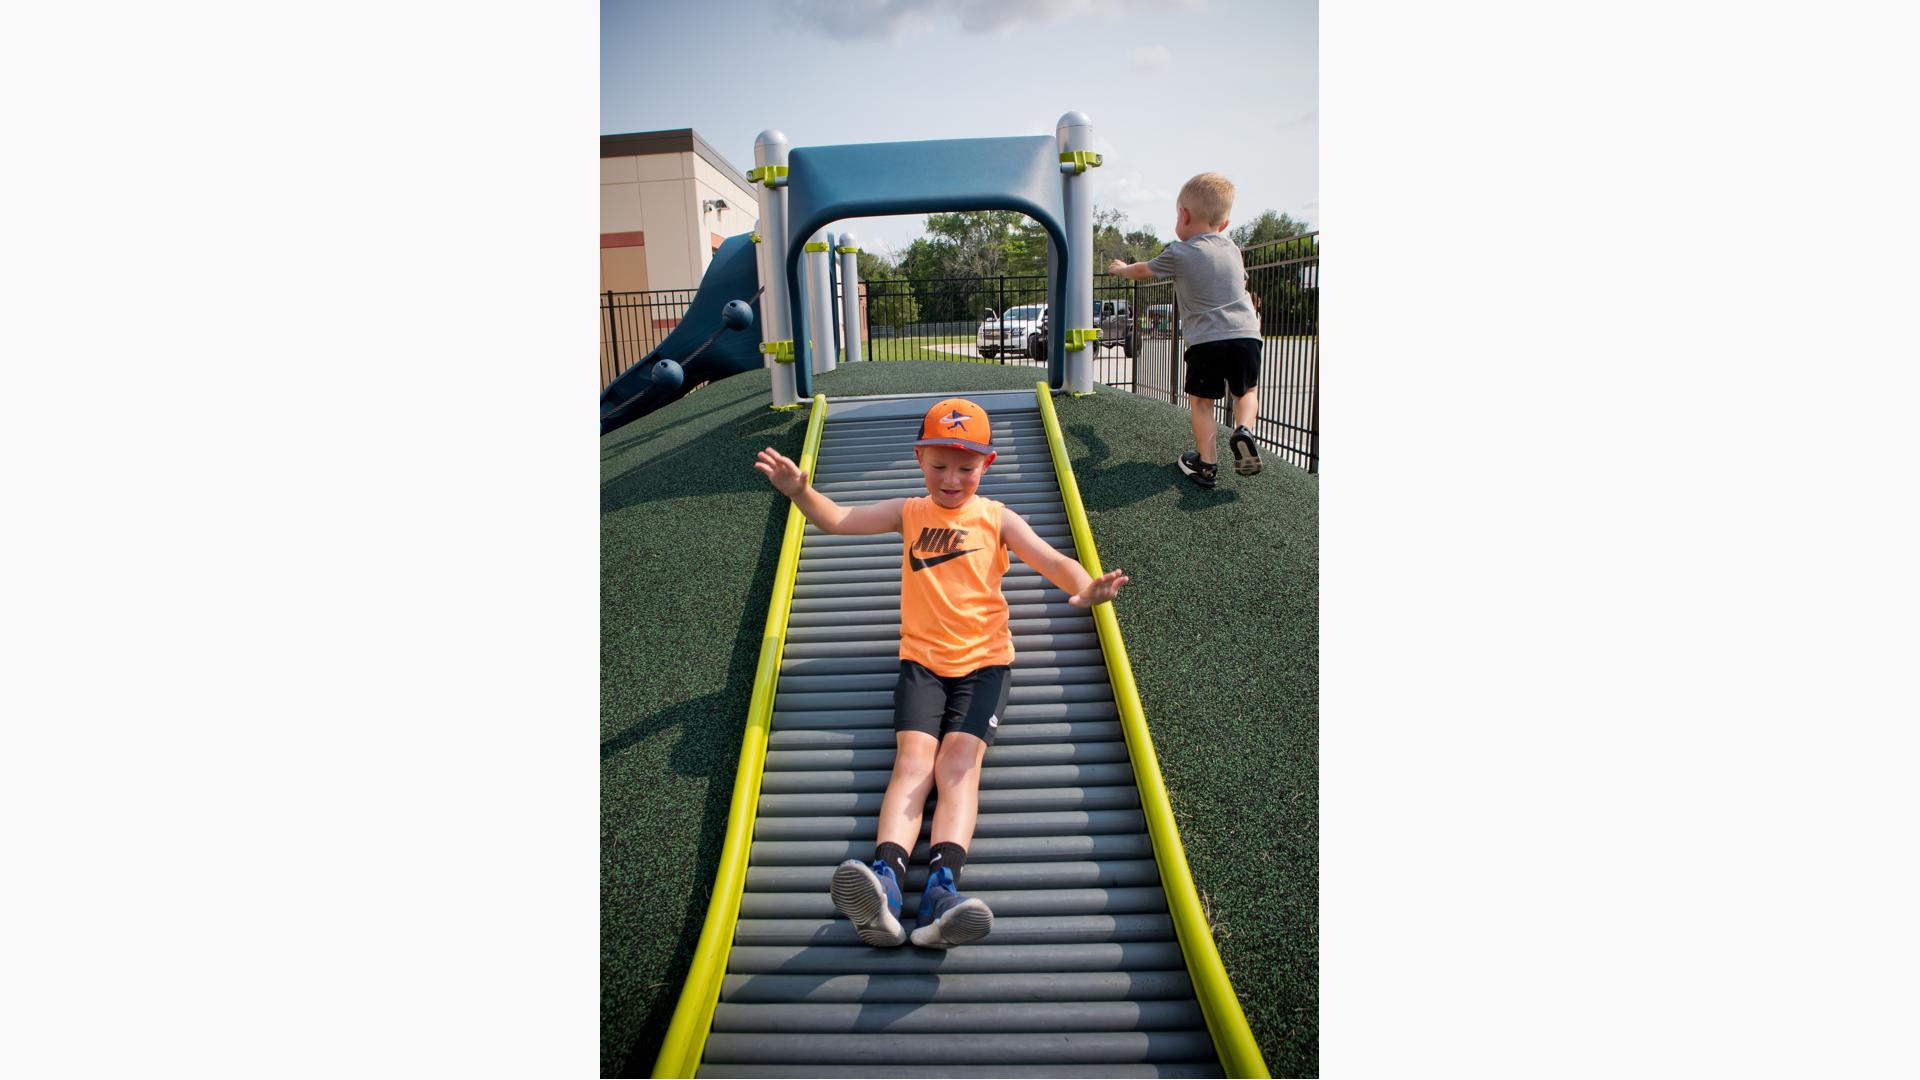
[1109,172,1264,488]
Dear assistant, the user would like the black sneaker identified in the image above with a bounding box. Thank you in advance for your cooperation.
[1229,426,1262,476]
[1177,451,1217,489]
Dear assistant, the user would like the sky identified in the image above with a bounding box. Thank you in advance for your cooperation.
[602,0,1317,259]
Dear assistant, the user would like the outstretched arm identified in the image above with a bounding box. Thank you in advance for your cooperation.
[1001,508,1129,608]
[1106,258,1156,282]
[753,448,904,535]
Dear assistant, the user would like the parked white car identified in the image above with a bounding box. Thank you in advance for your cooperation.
[976,304,1048,360]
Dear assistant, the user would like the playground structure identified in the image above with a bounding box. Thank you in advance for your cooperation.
[606,114,1269,1076]
[599,113,1104,435]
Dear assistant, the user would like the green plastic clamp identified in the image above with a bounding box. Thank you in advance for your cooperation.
[803,241,829,252]
[750,232,762,243]
[745,164,788,188]
[1059,150,1104,173]
[760,340,795,363]
[1063,327,1099,352]
[834,245,859,254]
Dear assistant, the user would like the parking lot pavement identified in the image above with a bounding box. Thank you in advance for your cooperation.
[923,343,989,358]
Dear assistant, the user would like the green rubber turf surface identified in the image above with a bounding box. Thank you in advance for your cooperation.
[602,361,1317,1077]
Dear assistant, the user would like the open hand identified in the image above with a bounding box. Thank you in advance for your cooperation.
[752,447,808,497]
[1069,568,1130,608]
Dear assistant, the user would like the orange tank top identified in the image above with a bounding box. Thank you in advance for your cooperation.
[898,495,1015,676]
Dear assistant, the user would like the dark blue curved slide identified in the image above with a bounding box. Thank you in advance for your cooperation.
[601,231,765,436]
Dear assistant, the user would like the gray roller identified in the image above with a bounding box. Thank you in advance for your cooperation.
[779,631,1100,656]
[798,529,1073,554]
[770,700,1120,730]
[732,912,1175,948]
[704,393,1218,1075]
[750,831,1151,866]
[810,457,1052,480]
[753,808,1146,841]
[803,511,1065,537]
[718,970,1194,1004]
[766,718,1122,749]
[736,885,1170,920]
[779,647,1106,675]
[775,663,1105,692]
[802,515,1065,535]
[761,740,1128,772]
[755,761,1137,795]
[754,784,1143,816]
[790,585,1068,607]
[745,858,1163,893]
[771,684,1114,715]
[784,601,1088,628]
[710,997,1201,1033]
[783,617,1096,644]
[724,941,1188,976]
[699,1031,1217,1065]
[698,1053,1221,1068]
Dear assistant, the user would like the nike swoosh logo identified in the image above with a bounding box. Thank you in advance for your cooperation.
[909,548,979,572]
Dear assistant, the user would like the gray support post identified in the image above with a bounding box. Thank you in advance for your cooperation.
[805,228,837,375]
[1057,111,1098,394]
[751,130,798,408]
[826,231,843,364]
[1046,234,1061,387]
[836,231,864,364]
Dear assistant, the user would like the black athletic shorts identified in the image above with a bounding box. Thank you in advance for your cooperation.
[893,660,1012,746]
[1182,337,1262,400]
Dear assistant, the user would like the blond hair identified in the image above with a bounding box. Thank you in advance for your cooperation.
[1178,172,1235,226]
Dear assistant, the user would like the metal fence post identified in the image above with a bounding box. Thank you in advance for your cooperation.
[997,275,1006,364]
[1159,294,1175,403]
[603,290,618,384]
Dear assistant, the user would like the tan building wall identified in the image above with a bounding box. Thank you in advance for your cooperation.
[600,129,758,295]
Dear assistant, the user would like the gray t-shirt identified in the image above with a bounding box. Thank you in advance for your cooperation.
[1145,232,1261,346]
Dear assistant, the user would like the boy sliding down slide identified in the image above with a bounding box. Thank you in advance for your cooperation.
[754,397,1128,948]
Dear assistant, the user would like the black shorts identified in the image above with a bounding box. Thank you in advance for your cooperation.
[1183,337,1262,400]
[893,660,1012,746]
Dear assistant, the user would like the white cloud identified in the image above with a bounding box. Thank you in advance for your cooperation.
[1127,46,1171,72]
[1103,172,1173,210]
[767,0,1205,43]
[768,0,938,46]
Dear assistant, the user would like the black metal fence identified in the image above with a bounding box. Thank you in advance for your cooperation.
[601,288,697,390]
[597,232,1318,472]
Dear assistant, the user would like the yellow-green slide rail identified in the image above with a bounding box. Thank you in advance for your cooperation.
[1035,381,1269,1078]
[652,393,827,1078]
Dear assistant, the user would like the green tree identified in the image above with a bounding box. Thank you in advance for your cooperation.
[854,248,918,331]
[1230,209,1311,249]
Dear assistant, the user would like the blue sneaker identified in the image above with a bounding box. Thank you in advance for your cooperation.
[908,865,993,948]
[831,859,905,947]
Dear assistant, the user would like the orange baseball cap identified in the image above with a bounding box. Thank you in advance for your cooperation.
[914,398,995,456]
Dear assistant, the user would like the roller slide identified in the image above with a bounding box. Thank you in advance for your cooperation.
[602,232,765,436]
[652,387,1265,1078]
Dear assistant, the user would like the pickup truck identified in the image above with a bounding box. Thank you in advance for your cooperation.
[975,304,1048,360]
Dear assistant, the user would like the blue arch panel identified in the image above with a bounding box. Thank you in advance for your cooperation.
[782,136,1071,392]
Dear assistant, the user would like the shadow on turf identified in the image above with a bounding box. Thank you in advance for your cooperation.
[600,409,798,516]
[600,384,782,462]
[1075,458,1241,513]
